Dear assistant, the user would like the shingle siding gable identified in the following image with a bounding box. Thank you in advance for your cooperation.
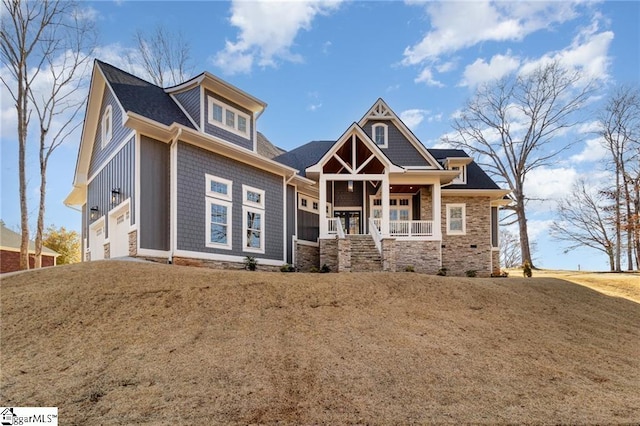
[173,86,201,128]
[203,89,254,151]
[363,120,429,167]
[89,85,130,177]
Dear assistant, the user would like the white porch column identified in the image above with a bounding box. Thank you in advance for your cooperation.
[432,181,442,240]
[319,175,328,238]
[381,174,390,236]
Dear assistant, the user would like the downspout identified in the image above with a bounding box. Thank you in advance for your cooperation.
[169,127,182,264]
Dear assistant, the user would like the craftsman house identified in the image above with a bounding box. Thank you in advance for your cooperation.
[65,60,509,275]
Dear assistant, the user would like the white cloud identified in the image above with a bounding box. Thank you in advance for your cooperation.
[214,0,343,74]
[307,103,322,112]
[415,67,443,87]
[570,137,608,163]
[527,219,555,240]
[459,53,520,87]
[436,60,457,73]
[403,1,578,66]
[519,15,614,82]
[399,109,431,130]
[524,166,579,208]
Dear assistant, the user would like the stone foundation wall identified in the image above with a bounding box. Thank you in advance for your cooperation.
[394,240,441,274]
[420,187,433,220]
[128,230,137,257]
[319,238,339,272]
[337,238,351,272]
[295,242,319,271]
[104,242,110,260]
[441,196,492,276]
[172,256,280,272]
[381,238,396,272]
[491,249,501,275]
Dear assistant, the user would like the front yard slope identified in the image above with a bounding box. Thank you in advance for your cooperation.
[1,261,639,424]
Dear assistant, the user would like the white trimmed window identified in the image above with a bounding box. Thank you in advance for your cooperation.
[242,185,265,253]
[207,96,250,139]
[370,196,411,220]
[446,204,466,235]
[450,165,467,184]
[205,174,233,249]
[372,123,388,148]
[101,105,113,148]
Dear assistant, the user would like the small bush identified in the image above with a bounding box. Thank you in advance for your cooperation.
[465,270,477,278]
[404,265,415,272]
[244,256,258,271]
[491,270,509,278]
[522,261,532,278]
[280,264,295,272]
[309,266,319,273]
[320,263,331,273]
[436,267,448,276]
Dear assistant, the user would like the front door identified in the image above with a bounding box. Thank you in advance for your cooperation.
[334,210,361,234]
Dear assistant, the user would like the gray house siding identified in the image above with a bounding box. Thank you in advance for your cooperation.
[173,86,201,128]
[297,210,319,242]
[176,142,284,260]
[333,180,363,207]
[140,136,170,251]
[286,185,295,264]
[363,120,429,167]
[89,86,131,176]
[203,89,254,151]
[87,136,135,241]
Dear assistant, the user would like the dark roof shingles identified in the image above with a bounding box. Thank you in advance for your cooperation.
[97,60,194,129]
[428,148,500,190]
[273,140,334,176]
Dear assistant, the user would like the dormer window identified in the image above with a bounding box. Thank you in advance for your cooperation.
[450,165,466,184]
[101,105,113,148]
[372,123,388,148]
[208,96,250,139]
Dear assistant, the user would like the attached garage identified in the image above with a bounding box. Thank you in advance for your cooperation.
[108,205,130,258]
[89,217,105,261]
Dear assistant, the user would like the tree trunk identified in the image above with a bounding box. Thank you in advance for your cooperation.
[614,165,622,272]
[34,157,47,269]
[624,179,634,270]
[607,247,615,272]
[515,192,534,268]
[18,65,29,271]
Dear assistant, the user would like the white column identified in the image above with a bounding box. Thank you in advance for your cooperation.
[432,181,442,240]
[381,175,390,236]
[319,175,328,238]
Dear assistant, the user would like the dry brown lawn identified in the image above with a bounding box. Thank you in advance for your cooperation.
[1,261,639,425]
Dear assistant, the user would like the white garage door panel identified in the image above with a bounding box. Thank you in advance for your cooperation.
[109,209,130,258]
[89,222,105,261]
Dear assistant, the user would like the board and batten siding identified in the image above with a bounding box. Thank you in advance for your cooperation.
[297,210,319,242]
[173,86,201,128]
[87,137,135,242]
[363,120,429,167]
[203,89,254,151]
[176,142,284,260]
[89,86,131,176]
[140,136,170,251]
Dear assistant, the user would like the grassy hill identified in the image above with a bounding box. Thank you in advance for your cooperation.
[1,261,639,425]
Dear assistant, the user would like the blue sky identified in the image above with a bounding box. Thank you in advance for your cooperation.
[1,1,639,270]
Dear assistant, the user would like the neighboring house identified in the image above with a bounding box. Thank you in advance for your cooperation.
[65,61,509,275]
[0,223,60,273]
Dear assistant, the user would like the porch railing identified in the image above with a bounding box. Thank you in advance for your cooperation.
[372,219,433,237]
[368,218,382,253]
[327,217,345,239]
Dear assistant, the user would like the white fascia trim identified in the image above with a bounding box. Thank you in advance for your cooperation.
[371,122,388,148]
[88,130,136,183]
[0,246,60,257]
[164,74,205,94]
[134,133,141,246]
[442,189,511,199]
[173,249,285,266]
[295,239,319,247]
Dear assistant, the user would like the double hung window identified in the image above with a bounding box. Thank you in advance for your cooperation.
[205,175,233,249]
[242,185,265,253]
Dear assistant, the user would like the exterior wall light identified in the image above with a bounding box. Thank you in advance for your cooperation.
[90,206,99,220]
[111,188,121,205]
[347,180,354,192]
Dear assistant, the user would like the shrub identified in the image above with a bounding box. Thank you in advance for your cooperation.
[436,267,448,276]
[465,270,477,278]
[309,266,319,273]
[491,270,509,278]
[244,256,258,271]
[320,263,331,273]
[280,264,295,272]
[404,265,415,272]
[522,261,532,278]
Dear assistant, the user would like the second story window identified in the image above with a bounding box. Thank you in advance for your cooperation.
[449,165,467,184]
[208,96,250,139]
[372,123,388,148]
[101,105,113,148]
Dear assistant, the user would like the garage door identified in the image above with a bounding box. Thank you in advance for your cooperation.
[89,219,105,261]
[109,208,130,258]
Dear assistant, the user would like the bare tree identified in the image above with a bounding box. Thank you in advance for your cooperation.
[550,180,616,271]
[444,61,595,267]
[30,7,95,268]
[1,0,64,269]
[598,87,640,271]
[499,229,521,268]
[1,0,95,270]
[128,24,193,87]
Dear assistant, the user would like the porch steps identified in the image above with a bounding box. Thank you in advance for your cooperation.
[347,235,382,272]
